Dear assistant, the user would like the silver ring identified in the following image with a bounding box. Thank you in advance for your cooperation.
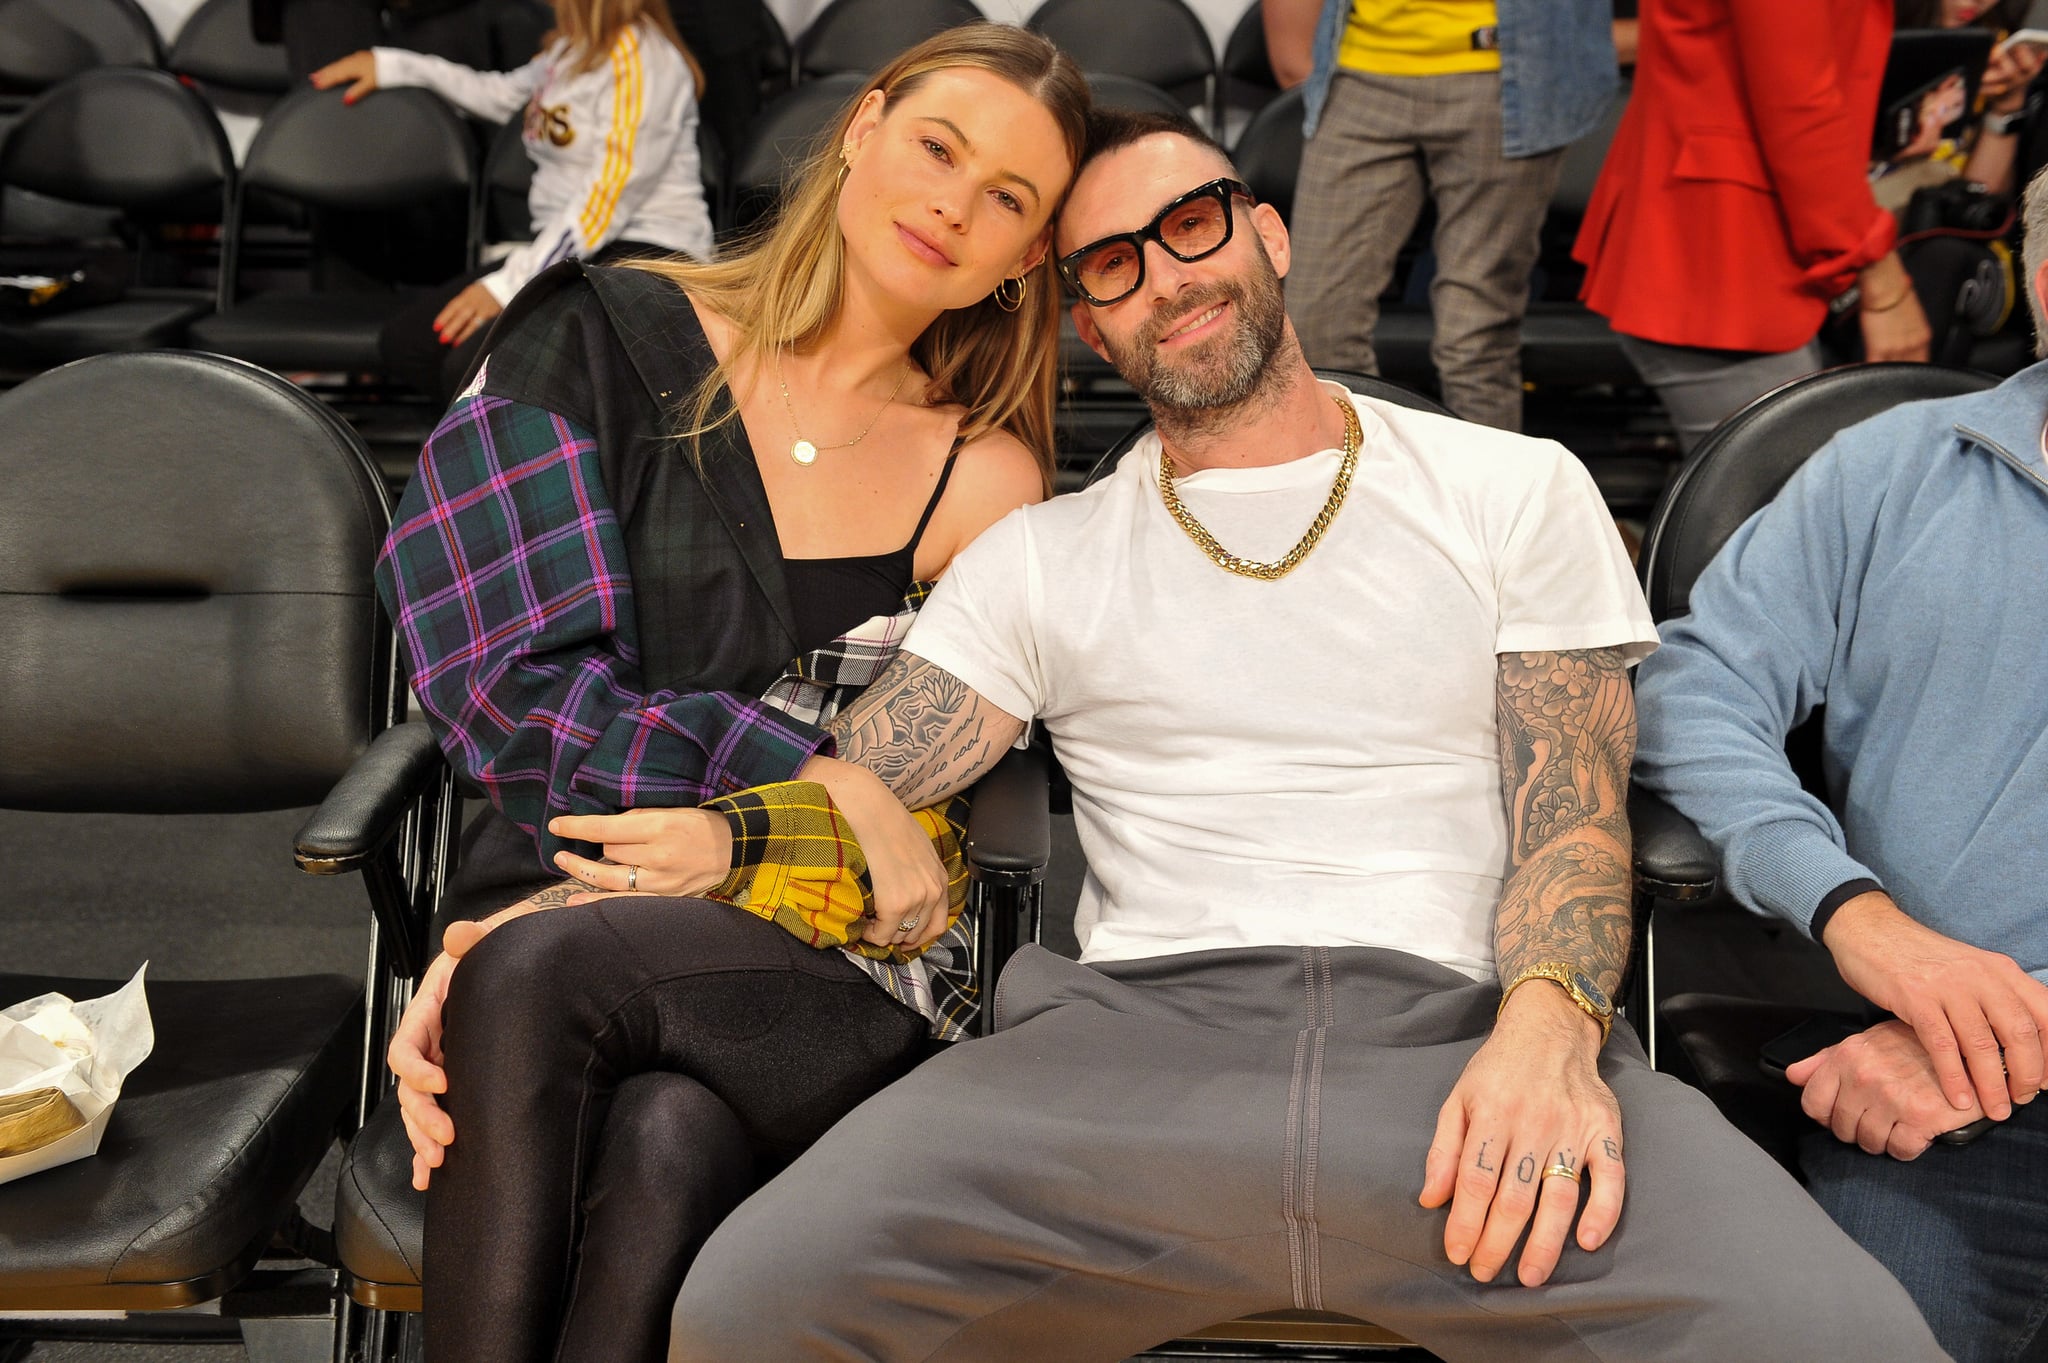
[626,864,639,891]
[897,917,920,933]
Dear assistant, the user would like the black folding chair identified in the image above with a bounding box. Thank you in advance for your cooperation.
[1218,0,1280,130]
[0,0,160,96]
[1232,85,1303,225]
[0,349,448,1360]
[1086,72,1189,119]
[794,0,984,80]
[1028,0,1216,125]
[188,84,478,375]
[0,67,233,365]
[722,72,864,237]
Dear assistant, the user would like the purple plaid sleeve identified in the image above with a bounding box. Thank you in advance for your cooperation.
[373,394,830,868]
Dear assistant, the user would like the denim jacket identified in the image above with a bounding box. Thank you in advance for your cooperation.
[1300,0,1616,157]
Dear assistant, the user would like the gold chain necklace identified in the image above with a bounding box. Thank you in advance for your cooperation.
[775,350,912,467]
[1158,395,1361,581]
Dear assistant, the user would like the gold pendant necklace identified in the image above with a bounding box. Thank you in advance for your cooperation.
[1158,394,1361,581]
[776,350,912,467]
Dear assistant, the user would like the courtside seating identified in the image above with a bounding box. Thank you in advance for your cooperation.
[0,349,441,1359]
[188,84,477,376]
[0,68,233,364]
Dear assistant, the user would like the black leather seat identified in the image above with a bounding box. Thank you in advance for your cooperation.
[188,85,477,374]
[794,0,984,80]
[1028,0,1215,123]
[1233,86,1303,224]
[1217,1,1279,130]
[0,0,161,94]
[168,0,292,96]
[723,72,864,236]
[0,68,232,363]
[1634,362,1999,1139]
[1084,72,1188,119]
[0,350,422,1349]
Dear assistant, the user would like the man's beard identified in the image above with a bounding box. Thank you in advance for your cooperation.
[1096,242,1290,418]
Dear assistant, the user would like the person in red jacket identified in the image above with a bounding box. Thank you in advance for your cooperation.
[1574,0,1932,452]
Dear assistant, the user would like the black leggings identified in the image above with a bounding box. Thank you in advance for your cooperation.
[425,898,929,1363]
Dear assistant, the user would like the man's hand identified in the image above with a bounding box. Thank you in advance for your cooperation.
[799,755,951,950]
[548,807,732,898]
[1421,983,1625,1286]
[1786,1019,1990,1160]
[1822,891,2047,1119]
[433,281,503,348]
[387,886,579,1190]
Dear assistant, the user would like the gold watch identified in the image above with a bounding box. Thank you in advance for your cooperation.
[1498,963,1614,1044]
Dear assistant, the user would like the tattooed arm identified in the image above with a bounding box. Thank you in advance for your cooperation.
[1419,647,1638,1291]
[823,650,1026,807]
[1491,647,1637,1002]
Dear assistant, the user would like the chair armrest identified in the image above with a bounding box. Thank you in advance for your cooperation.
[964,743,1051,888]
[295,721,448,875]
[1629,786,1718,902]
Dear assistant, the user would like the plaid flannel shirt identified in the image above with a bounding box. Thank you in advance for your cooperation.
[374,394,831,868]
[377,395,980,1037]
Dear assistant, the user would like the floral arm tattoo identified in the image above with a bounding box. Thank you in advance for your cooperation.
[1492,648,1637,1001]
[827,651,1025,808]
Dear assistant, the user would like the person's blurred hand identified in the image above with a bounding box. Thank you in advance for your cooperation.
[1981,41,2046,111]
[1856,253,1932,362]
[309,50,378,104]
[434,281,503,347]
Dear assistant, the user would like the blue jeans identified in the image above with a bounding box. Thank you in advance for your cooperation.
[1801,1099,2048,1363]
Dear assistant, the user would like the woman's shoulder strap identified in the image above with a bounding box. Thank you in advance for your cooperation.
[906,433,968,553]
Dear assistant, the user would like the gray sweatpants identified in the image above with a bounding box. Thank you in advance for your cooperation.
[670,944,1948,1363]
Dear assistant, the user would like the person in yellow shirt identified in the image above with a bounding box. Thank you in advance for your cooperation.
[1267,0,1616,431]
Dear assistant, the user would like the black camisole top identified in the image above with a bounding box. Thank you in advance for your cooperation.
[781,438,963,656]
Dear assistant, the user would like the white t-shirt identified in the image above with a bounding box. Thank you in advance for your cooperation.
[905,385,1659,980]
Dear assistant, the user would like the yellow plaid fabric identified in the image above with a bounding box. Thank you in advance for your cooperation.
[702,782,971,963]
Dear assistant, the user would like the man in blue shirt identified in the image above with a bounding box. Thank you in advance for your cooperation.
[1633,167,2048,1363]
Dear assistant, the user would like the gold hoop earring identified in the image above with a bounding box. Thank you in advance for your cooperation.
[838,146,852,185]
[993,275,1026,312]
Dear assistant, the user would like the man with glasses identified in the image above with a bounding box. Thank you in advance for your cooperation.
[662,111,1947,1362]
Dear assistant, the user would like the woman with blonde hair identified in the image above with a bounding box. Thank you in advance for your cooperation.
[368,22,1088,1363]
[313,0,714,400]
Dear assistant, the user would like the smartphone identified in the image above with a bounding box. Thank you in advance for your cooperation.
[1759,1017,1997,1146]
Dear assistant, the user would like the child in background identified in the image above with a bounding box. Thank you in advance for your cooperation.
[312,0,714,400]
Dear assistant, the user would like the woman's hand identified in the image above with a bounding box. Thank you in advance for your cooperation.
[309,50,378,103]
[1857,252,1932,363]
[800,755,951,950]
[434,281,503,348]
[548,807,734,898]
[387,889,574,1190]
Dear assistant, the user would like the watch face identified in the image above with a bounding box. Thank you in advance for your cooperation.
[1571,971,1613,1015]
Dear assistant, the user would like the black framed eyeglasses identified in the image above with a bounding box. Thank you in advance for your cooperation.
[1056,177,1256,307]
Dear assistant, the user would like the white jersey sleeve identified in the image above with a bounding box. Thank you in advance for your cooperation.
[370,46,544,124]
[480,25,697,304]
